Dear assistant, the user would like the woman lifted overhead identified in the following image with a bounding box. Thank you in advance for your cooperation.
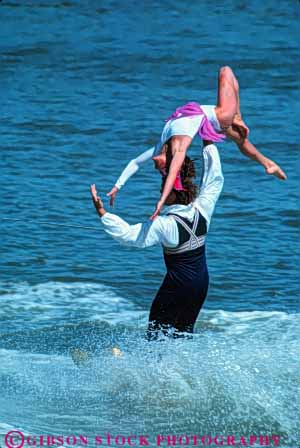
[106,66,286,219]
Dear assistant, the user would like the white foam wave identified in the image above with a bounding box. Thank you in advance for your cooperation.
[0,281,145,327]
[0,315,300,440]
[1,281,299,331]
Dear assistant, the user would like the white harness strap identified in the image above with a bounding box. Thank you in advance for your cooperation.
[164,209,206,255]
[172,209,200,248]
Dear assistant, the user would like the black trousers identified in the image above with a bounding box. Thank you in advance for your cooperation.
[146,264,209,341]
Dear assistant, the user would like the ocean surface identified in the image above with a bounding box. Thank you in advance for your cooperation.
[0,1,299,447]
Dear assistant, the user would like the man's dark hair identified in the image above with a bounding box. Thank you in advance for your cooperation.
[162,156,198,205]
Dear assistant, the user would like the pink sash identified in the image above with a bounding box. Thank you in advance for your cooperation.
[160,168,187,191]
[165,102,225,143]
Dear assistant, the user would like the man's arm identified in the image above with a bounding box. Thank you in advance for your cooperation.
[193,143,224,228]
[101,213,177,248]
[91,185,178,248]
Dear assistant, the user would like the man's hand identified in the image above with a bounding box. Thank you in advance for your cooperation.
[90,184,106,217]
[150,199,164,221]
[106,186,119,206]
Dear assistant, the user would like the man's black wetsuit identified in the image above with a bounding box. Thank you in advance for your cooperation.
[147,208,209,340]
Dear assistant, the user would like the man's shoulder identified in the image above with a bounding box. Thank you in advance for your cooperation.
[163,204,196,218]
[151,214,175,227]
[147,215,178,235]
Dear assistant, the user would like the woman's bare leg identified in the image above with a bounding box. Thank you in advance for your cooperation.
[226,127,287,180]
[231,73,250,137]
[215,66,238,128]
[215,66,249,138]
[215,67,286,179]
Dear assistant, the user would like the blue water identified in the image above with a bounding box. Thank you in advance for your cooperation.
[0,1,299,447]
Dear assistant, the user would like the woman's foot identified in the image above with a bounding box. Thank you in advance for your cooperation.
[265,160,287,180]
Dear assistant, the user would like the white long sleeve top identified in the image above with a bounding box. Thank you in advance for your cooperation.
[100,144,224,249]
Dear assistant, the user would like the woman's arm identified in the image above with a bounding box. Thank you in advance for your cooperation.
[149,150,186,221]
[225,127,287,180]
[107,147,156,205]
[150,136,192,220]
[114,147,155,190]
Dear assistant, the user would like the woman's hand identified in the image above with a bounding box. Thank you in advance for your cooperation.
[106,186,119,206]
[150,199,164,221]
[232,114,249,140]
[90,184,106,217]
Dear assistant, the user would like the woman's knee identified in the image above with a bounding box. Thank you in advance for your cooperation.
[219,65,233,79]
[216,107,236,128]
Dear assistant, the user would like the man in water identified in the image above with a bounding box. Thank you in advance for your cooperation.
[91,140,223,340]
